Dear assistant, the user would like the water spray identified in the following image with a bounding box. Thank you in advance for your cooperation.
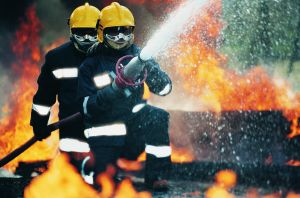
[115,0,206,86]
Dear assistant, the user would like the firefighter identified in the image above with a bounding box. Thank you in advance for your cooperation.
[77,2,172,191]
[30,3,100,174]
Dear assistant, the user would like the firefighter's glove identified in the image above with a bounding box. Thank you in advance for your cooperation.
[97,84,126,104]
[33,125,51,141]
[30,110,51,141]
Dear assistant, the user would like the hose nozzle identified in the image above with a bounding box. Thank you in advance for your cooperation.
[123,54,146,81]
[115,54,147,87]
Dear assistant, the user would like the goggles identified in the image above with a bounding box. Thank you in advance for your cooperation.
[72,28,98,42]
[105,33,133,43]
[104,26,133,36]
[73,34,98,42]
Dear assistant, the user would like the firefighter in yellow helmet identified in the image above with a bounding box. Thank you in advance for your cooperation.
[77,2,172,191]
[98,2,135,50]
[69,3,101,53]
[30,3,100,174]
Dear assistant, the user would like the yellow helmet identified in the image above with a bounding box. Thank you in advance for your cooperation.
[98,2,135,42]
[69,3,101,29]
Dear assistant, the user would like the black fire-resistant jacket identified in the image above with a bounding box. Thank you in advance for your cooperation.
[77,44,172,132]
[30,41,86,140]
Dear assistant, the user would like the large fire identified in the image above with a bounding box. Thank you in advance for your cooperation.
[169,0,300,138]
[0,0,299,197]
[24,154,98,198]
[0,0,299,194]
[0,6,59,171]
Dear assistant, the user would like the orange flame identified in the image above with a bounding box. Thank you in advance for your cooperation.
[117,158,143,171]
[97,166,115,198]
[170,145,195,163]
[286,160,300,167]
[115,178,152,198]
[214,169,237,190]
[25,154,151,198]
[24,154,98,198]
[287,118,300,138]
[205,186,235,198]
[286,192,300,198]
[205,169,236,198]
[0,6,59,172]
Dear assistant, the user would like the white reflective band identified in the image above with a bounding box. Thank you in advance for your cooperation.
[84,123,126,138]
[145,145,172,158]
[83,96,89,115]
[81,156,94,185]
[132,103,146,113]
[93,73,112,88]
[59,138,90,153]
[32,104,51,116]
[52,68,78,79]
[159,84,171,96]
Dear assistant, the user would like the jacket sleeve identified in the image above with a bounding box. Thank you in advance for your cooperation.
[30,52,58,128]
[144,59,172,96]
[77,60,125,118]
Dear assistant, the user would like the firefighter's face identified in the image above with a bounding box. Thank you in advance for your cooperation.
[104,26,134,50]
[71,28,98,53]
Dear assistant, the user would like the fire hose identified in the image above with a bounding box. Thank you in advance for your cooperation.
[0,112,82,167]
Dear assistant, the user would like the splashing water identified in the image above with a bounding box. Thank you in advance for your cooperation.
[140,0,207,60]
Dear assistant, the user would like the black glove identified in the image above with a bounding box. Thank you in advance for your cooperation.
[96,84,126,104]
[30,109,51,141]
[32,125,51,141]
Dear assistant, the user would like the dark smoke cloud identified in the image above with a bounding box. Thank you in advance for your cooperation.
[0,1,35,117]
[36,0,70,46]
[0,1,34,69]
[60,0,112,10]
[0,1,34,30]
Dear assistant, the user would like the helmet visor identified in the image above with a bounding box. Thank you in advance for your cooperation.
[104,26,133,36]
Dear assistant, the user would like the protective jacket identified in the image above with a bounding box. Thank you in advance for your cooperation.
[30,41,86,140]
[77,44,172,142]
[78,43,172,182]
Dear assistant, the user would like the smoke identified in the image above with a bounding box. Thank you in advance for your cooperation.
[36,0,70,46]
[0,0,34,66]
[0,1,35,118]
